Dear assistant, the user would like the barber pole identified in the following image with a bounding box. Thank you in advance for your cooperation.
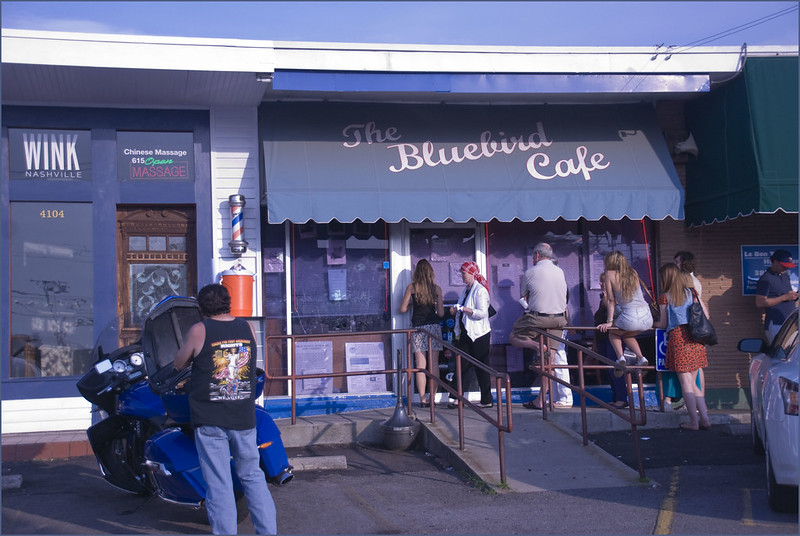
[228,194,249,255]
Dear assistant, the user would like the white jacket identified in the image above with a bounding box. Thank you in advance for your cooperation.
[455,282,491,342]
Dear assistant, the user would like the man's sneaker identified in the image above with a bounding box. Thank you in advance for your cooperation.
[635,356,649,367]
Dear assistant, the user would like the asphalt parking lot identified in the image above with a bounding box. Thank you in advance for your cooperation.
[2,431,797,535]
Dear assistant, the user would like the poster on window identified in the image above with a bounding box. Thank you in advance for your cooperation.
[117,131,194,181]
[345,342,387,393]
[327,239,347,265]
[295,341,333,395]
[328,268,347,300]
[589,252,606,289]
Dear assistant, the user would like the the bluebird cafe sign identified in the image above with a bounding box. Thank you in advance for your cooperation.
[117,131,194,181]
[8,128,92,180]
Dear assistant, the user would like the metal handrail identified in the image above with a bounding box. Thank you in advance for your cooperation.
[524,326,652,479]
[265,326,655,482]
[264,328,513,485]
[413,334,513,486]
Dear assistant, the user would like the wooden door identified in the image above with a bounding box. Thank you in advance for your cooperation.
[117,206,197,346]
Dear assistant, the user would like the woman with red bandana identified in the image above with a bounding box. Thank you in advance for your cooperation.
[447,261,494,409]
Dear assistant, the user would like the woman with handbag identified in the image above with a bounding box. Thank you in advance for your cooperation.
[399,259,444,408]
[446,261,494,409]
[652,263,711,431]
[661,251,704,412]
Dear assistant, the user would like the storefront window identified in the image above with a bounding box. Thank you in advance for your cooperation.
[290,220,389,334]
[9,202,94,378]
[486,218,656,385]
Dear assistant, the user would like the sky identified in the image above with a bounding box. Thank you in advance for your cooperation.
[1,1,797,48]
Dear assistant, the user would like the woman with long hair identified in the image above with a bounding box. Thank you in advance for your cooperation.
[399,259,444,407]
[652,262,711,430]
[596,251,652,374]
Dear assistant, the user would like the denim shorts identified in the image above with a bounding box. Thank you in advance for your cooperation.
[614,305,653,332]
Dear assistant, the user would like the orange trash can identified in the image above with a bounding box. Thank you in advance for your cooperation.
[220,262,255,317]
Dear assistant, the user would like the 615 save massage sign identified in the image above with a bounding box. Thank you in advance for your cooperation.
[117,131,194,181]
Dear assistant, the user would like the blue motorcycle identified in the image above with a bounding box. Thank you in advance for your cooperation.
[77,296,293,512]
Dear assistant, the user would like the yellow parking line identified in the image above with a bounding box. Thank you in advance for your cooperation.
[654,466,680,535]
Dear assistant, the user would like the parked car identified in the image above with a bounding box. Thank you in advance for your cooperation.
[739,309,798,513]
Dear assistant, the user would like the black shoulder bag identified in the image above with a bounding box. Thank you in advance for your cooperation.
[688,288,718,346]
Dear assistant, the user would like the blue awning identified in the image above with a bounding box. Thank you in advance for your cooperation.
[260,102,684,223]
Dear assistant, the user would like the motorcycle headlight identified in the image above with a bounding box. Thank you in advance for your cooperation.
[779,377,799,416]
[130,352,144,367]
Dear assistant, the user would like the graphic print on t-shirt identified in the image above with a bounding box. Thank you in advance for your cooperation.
[209,339,252,401]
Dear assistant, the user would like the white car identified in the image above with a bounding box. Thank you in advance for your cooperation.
[739,310,799,513]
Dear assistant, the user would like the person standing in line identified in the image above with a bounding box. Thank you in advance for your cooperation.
[675,251,702,297]
[662,251,703,412]
[174,284,277,535]
[755,249,798,342]
[508,243,568,410]
[593,272,628,409]
[596,251,651,377]
[447,261,494,409]
[399,259,444,408]
[550,329,574,408]
[652,263,711,431]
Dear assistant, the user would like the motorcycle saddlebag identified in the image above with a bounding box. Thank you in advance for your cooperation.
[144,427,208,506]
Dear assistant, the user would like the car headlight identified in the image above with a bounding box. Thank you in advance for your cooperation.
[779,377,799,416]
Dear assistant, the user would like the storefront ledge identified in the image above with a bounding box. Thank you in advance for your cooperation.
[2,437,91,463]
[261,384,681,420]
[263,394,398,420]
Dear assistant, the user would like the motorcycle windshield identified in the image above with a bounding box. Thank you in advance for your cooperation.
[141,296,202,394]
[91,316,127,364]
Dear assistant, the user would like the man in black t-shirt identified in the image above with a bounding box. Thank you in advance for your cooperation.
[175,284,276,535]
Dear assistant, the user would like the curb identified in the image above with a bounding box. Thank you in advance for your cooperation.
[287,455,348,471]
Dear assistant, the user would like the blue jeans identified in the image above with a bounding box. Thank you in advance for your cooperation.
[195,425,277,535]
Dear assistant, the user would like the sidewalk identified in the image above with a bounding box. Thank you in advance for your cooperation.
[1,404,750,493]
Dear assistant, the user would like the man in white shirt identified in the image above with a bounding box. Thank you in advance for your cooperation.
[509,243,569,409]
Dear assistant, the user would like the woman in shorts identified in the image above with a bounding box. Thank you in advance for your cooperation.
[400,259,444,407]
[596,251,652,375]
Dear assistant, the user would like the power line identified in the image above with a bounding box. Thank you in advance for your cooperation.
[671,5,798,53]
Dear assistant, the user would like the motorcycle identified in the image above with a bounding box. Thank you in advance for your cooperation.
[77,296,293,511]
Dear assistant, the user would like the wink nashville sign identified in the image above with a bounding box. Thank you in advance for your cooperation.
[340,120,610,182]
[9,128,92,180]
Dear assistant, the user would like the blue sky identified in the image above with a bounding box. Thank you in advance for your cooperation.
[1,1,797,47]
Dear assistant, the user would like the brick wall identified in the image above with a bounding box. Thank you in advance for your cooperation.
[655,101,799,393]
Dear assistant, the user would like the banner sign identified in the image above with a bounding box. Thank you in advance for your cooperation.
[741,245,799,295]
[8,128,92,181]
[260,102,684,224]
[117,131,194,181]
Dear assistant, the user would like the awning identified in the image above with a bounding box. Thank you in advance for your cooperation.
[684,56,799,227]
[260,102,684,223]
